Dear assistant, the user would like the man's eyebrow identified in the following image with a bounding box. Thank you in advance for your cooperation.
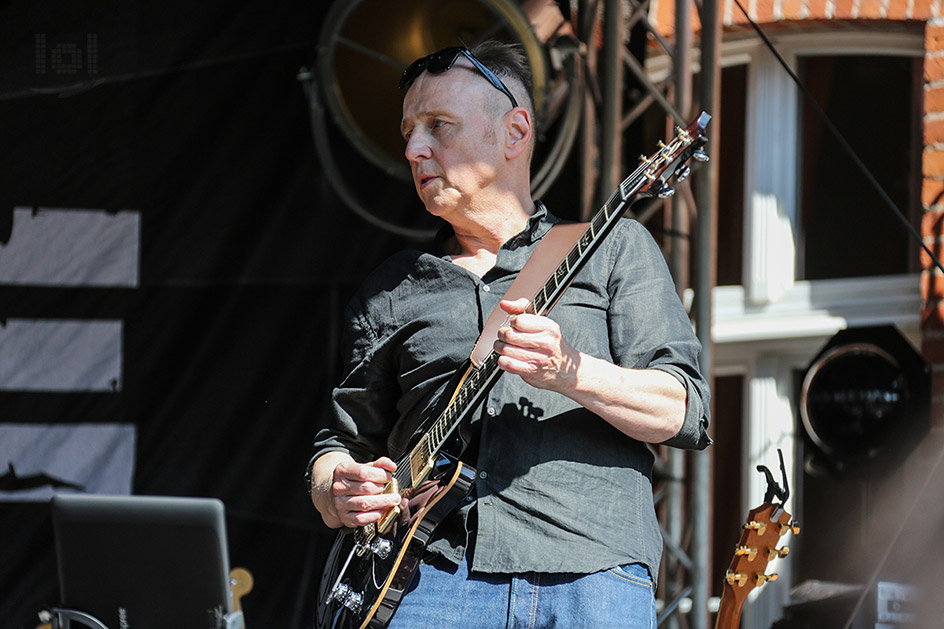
[400,109,454,136]
[400,109,448,135]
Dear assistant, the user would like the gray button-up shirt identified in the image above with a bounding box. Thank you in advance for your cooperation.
[311,205,711,581]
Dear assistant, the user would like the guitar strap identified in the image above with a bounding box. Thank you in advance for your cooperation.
[469,221,588,367]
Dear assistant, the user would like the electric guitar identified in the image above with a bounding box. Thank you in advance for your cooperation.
[317,112,712,629]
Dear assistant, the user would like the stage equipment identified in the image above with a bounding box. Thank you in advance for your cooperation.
[799,325,930,474]
[48,494,243,629]
[299,0,582,238]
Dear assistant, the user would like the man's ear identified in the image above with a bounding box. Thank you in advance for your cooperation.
[504,107,533,160]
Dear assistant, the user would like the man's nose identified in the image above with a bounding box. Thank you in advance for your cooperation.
[405,131,431,163]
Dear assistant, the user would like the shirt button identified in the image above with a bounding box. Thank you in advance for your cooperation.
[479,471,488,480]
[482,284,491,292]
[486,407,497,416]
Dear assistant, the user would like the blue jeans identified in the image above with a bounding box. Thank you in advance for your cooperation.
[387,553,657,629]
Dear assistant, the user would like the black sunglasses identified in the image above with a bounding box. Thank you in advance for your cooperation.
[399,46,519,109]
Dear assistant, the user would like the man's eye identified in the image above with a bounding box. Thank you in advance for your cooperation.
[432,120,445,129]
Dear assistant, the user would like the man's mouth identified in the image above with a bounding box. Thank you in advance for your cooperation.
[419,175,438,189]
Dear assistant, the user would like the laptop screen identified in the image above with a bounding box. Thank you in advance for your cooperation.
[51,494,235,629]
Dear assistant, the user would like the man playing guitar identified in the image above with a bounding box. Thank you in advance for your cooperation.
[308,40,711,628]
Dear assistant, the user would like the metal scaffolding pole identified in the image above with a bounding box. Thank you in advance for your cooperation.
[666,0,693,624]
[693,0,722,624]
[598,0,625,204]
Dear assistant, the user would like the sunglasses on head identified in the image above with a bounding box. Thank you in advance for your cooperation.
[399,46,519,109]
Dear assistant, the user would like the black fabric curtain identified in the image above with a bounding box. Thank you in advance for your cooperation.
[0,2,431,626]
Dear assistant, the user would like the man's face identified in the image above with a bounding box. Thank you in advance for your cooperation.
[400,62,506,220]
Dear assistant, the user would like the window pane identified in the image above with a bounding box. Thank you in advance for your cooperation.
[798,56,918,280]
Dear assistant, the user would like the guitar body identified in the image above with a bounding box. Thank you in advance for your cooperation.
[317,454,476,629]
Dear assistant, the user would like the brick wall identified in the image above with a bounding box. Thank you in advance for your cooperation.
[649,0,940,35]
[924,17,944,431]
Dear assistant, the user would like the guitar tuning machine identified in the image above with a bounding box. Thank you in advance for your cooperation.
[779,520,801,536]
[693,148,709,162]
[728,570,780,588]
[756,573,779,586]
[744,520,768,536]
[675,165,691,182]
[735,545,758,562]
[725,570,748,587]
[768,545,790,561]
[658,186,675,199]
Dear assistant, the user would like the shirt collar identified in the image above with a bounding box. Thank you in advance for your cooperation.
[430,201,559,255]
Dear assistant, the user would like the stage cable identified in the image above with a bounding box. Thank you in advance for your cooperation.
[728,4,944,627]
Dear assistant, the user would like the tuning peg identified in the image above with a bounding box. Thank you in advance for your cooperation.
[779,520,801,536]
[693,148,709,162]
[756,573,779,587]
[768,546,790,561]
[735,546,758,562]
[725,571,748,587]
[726,570,779,588]
[745,520,768,536]
[658,186,675,199]
[675,165,691,182]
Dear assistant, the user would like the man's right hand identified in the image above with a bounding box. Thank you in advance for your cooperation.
[310,452,401,529]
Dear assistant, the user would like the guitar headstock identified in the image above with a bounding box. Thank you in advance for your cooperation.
[627,111,711,201]
[721,502,800,617]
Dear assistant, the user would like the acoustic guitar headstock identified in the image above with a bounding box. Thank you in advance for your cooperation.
[715,450,800,629]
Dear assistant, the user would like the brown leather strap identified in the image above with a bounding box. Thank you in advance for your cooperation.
[469,222,588,367]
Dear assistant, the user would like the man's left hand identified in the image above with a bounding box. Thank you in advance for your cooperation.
[493,297,579,393]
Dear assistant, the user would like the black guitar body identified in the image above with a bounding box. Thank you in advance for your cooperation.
[316,454,476,629]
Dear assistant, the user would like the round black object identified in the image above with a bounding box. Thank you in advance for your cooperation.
[799,326,930,465]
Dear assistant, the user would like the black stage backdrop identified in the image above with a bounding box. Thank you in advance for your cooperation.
[0,2,454,626]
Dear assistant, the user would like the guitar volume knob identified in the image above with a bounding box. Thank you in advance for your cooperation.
[370,537,393,559]
[330,583,364,613]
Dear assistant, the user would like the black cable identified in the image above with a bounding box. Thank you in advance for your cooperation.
[732,0,944,276]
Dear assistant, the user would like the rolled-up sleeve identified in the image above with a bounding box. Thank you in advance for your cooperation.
[606,220,711,451]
